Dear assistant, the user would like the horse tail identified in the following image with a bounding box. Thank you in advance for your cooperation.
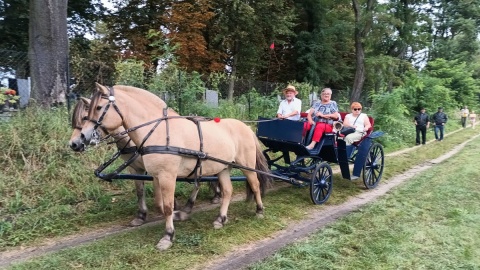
[246,136,272,201]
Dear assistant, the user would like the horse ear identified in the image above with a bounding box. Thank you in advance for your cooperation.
[80,97,91,105]
[95,82,109,95]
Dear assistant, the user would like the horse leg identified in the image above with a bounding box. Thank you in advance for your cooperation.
[244,171,264,218]
[171,183,201,222]
[210,181,222,204]
[213,170,233,229]
[181,182,201,214]
[174,181,221,221]
[127,166,148,227]
[153,174,177,251]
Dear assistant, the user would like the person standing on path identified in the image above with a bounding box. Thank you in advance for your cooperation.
[432,107,448,141]
[414,107,430,145]
[469,110,476,129]
[460,105,469,128]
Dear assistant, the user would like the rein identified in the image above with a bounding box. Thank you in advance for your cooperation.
[90,87,280,182]
[90,88,216,182]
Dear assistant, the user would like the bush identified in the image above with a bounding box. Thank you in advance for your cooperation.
[369,90,413,149]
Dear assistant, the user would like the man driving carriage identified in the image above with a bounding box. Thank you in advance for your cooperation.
[304,88,340,150]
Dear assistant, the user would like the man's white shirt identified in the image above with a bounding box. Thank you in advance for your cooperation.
[277,98,302,121]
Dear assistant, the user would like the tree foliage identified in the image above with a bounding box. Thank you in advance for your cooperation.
[1,0,479,110]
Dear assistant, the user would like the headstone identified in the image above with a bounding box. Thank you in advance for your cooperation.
[17,78,31,108]
[309,92,318,106]
[205,89,218,108]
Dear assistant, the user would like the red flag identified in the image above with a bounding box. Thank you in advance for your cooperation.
[269,42,275,50]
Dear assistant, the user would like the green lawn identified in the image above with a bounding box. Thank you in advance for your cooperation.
[250,135,480,269]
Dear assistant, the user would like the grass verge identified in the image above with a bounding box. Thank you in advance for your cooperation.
[249,135,480,269]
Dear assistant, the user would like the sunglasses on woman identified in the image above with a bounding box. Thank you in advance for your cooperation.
[353,108,362,111]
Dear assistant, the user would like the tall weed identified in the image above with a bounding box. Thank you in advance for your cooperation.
[0,106,140,248]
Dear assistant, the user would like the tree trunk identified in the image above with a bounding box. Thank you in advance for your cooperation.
[227,40,240,101]
[351,33,366,102]
[351,0,375,103]
[29,0,68,107]
[227,57,237,101]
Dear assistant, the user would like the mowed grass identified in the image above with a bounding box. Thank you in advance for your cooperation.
[250,135,480,269]
[5,129,480,269]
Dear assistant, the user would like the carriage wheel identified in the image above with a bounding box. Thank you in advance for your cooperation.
[310,163,333,205]
[363,143,384,189]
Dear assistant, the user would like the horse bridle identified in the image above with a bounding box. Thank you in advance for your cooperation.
[88,86,125,133]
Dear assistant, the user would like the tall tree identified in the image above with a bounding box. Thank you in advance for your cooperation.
[103,0,171,70]
[351,0,375,102]
[0,0,29,51]
[209,0,297,99]
[363,0,432,94]
[430,0,480,63]
[294,0,355,90]
[29,0,69,106]
[166,0,224,74]
[2,0,104,105]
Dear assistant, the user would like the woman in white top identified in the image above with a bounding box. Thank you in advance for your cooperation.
[470,110,476,129]
[342,102,371,145]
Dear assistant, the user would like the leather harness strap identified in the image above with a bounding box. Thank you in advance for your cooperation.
[92,86,277,182]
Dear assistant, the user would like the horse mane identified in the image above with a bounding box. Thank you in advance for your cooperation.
[89,85,174,117]
[114,85,168,109]
[71,100,87,129]
[88,90,104,121]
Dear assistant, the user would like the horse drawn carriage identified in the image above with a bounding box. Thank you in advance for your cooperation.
[257,113,385,204]
[70,84,385,250]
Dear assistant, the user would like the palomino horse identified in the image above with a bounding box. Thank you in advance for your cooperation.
[77,84,271,250]
[69,98,221,225]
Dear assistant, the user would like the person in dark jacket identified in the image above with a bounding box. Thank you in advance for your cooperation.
[432,107,448,141]
[414,107,430,145]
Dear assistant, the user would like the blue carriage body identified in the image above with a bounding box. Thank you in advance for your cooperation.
[256,115,384,181]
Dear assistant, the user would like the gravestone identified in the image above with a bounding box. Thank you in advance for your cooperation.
[205,89,218,108]
[17,78,31,108]
[309,92,318,107]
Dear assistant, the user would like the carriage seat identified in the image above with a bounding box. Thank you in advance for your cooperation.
[338,112,374,146]
[300,112,337,147]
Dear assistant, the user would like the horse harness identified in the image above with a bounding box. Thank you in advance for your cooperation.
[90,87,268,183]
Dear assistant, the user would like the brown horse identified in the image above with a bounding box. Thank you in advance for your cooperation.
[77,84,271,250]
[69,97,221,226]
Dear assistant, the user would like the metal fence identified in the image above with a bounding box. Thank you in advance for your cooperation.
[0,49,324,117]
[0,49,30,110]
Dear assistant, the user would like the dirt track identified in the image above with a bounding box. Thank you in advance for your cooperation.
[1,130,477,269]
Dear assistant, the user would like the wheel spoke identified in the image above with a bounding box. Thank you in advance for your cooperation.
[363,143,384,189]
[310,163,333,204]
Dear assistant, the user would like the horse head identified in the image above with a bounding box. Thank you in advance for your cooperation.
[80,83,173,147]
[79,83,126,146]
[69,97,95,152]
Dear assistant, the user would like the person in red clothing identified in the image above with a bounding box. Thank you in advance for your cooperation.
[304,88,340,150]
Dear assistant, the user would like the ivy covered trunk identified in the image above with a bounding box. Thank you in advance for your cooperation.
[28,0,68,107]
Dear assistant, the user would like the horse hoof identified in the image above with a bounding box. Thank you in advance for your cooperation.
[156,238,173,251]
[213,220,224,229]
[256,213,265,219]
[213,216,228,229]
[129,218,145,227]
[173,211,189,221]
[210,197,221,204]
